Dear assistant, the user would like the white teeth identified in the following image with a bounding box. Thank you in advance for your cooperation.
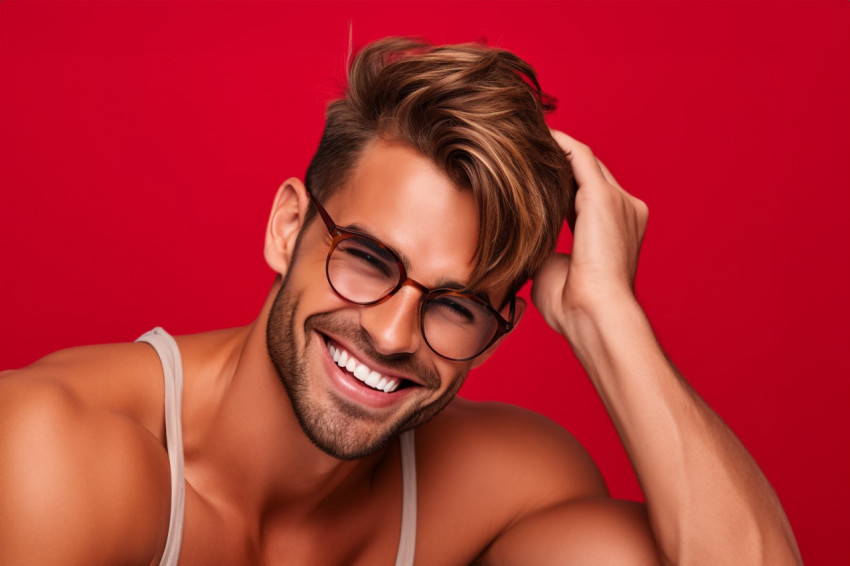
[365,370,381,388]
[327,341,402,394]
[353,365,369,380]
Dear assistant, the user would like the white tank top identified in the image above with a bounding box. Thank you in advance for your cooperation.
[138,327,418,565]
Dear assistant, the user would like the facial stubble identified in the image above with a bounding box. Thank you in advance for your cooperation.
[266,274,467,460]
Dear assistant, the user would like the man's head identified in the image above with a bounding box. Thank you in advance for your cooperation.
[265,37,573,459]
[305,37,573,295]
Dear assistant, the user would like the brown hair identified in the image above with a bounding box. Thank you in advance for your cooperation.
[305,37,574,297]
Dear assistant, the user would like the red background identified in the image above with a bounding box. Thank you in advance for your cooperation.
[1,2,847,563]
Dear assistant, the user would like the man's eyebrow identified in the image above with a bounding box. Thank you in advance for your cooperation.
[349,229,398,261]
[433,279,493,305]
[343,222,413,268]
[343,222,493,306]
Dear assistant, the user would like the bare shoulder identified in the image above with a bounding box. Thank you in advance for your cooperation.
[1,339,168,430]
[0,374,172,565]
[411,400,605,562]
[416,400,659,565]
[418,398,608,501]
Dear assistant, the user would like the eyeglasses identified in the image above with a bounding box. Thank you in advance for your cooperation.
[308,192,515,361]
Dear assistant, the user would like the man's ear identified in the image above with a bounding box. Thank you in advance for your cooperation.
[264,178,310,275]
[470,296,527,369]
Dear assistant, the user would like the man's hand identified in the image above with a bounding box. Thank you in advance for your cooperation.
[531,130,648,340]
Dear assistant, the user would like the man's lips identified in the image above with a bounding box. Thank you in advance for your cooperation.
[323,336,422,394]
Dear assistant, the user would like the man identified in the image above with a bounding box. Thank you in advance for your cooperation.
[0,37,800,565]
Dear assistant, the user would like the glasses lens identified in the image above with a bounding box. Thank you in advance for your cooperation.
[421,292,501,360]
[328,235,401,303]
[325,232,506,361]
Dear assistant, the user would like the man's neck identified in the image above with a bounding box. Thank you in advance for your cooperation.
[177,290,391,521]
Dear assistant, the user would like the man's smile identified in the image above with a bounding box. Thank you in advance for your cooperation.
[327,340,402,393]
[315,329,438,412]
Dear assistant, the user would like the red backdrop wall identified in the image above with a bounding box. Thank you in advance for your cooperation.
[1,2,847,563]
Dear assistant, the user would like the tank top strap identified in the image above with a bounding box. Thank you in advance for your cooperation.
[396,429,417,566]
[137,327,186,566]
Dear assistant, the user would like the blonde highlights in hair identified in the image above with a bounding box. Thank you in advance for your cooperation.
[305,37,574,296]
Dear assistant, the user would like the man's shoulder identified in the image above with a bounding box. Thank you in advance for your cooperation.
[0,359,173,564]
[422,398,605,495]
[414,400,659,565]
[9,339,174,429]
[415,399,607,522]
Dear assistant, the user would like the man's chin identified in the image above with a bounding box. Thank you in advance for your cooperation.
[292,398,408,460]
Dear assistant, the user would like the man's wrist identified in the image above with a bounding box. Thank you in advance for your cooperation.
[561,292,650,377]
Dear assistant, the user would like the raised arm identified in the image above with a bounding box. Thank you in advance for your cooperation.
[525,132,801,565]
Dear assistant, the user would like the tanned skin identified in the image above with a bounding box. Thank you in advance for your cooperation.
[0,135,801,565]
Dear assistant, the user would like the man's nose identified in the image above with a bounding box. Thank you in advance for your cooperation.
[359,285,423,356]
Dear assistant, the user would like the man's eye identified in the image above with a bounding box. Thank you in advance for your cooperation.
[429,296,478,324]
[339,239,395,277]
[348,248,389,271]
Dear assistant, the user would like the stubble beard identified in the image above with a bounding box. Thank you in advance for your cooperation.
[266,278,467,461]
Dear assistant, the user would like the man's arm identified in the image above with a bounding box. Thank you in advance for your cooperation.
[0,372,172,565]
[491,132,801,565]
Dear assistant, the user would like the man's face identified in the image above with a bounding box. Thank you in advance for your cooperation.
[267,139,494,460]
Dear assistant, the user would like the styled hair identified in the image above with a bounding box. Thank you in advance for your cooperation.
[305,37,574,297]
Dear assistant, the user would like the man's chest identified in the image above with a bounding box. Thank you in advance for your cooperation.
[173,477,408,565]
[170,472,502,566]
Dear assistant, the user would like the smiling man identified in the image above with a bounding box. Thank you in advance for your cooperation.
[0,38,801,565]
[266,139,487,461]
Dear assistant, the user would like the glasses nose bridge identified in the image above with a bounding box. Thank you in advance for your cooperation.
[397,276,430,297]
[357,273,427,357]
[378,275,429,313]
